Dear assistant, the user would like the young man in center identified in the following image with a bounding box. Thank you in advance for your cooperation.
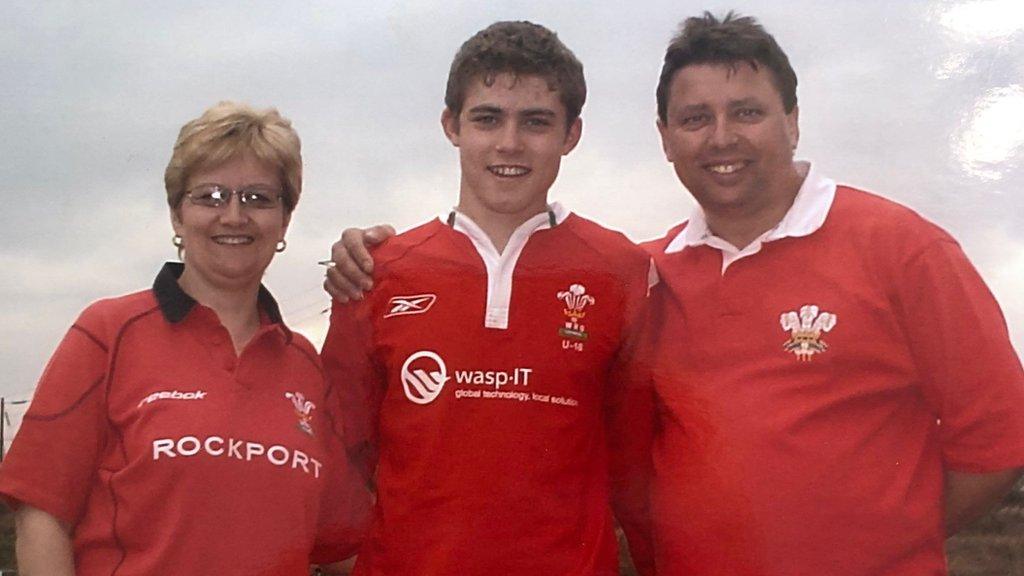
[321,21,653,575]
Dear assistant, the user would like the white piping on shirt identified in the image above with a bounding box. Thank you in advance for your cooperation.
[443,203,570,330]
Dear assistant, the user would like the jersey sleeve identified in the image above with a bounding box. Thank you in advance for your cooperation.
[0,316,111,526]
[605,258,657,576]
[896,238,1024,472]
[321,298,386,486]
[310,379,373,563]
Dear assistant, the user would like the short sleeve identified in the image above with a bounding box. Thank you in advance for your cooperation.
[896,238,1024,472]
[0,321,110,526]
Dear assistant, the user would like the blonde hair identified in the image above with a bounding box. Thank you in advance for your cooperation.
[164,101,302,212]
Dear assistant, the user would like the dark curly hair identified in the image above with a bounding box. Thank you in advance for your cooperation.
[657,11,798,123]
[445,21,586,126]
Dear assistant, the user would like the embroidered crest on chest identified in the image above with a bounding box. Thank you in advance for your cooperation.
[780,304,837,361]
[557,283,595,352]
[284,391,316,436]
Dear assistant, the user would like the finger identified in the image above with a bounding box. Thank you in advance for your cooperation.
[338,228,375,276]
[324,267,365,302]
[322,277,350,304]
[333,247,373,291]
[364,224,397,245]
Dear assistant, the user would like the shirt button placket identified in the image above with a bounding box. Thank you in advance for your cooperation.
[208,332,237,374]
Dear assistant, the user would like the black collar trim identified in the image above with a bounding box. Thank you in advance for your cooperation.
[152,263,290,341]
[445,208,558,229]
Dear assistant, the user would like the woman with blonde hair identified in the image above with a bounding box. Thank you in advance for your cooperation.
[0,101,369,575]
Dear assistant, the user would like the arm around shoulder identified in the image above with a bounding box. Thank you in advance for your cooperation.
[324,225,396,302]
[606,262,659,576]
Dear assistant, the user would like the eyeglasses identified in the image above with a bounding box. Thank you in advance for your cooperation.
[185,184,284,210]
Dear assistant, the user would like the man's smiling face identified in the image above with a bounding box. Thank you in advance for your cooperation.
[444,72,581,225]
[658,62,800,220]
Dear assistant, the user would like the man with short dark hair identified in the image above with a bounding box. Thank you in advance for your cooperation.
[321,21,653,575]
[641,11,1024,575]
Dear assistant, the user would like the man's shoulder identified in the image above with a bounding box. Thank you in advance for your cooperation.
[369,218,448,266]
[560,213,649,265]
[833,186,940,227]
[640,221,690,258]
[830,185,953,243]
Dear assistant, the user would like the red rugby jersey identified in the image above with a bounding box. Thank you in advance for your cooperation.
[322,207,651,575]
[642,187,1024,575]
[0,263,371,575]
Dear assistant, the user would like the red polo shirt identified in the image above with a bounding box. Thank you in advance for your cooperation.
[323,207,652,575]
[0,263,370,575]
[642,180,1024,575]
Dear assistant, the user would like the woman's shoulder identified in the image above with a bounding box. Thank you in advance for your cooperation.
[74,289,162,343]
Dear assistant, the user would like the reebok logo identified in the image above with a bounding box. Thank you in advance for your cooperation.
[384,294,437,318]
[138,389,208,408]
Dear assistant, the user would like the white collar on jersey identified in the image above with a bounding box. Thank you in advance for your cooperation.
[664,161,837,273]
[438,202,570,330]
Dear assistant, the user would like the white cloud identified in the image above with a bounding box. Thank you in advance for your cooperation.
[934,51,970,79]
[953,85,1024,180]
[558,151,691,242]
[974,227,1024,353]
[937,0,1024,42]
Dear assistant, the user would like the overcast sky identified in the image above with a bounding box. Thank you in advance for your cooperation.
[2,0,1022,438]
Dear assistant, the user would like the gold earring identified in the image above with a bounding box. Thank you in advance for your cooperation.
[172,235,185,261]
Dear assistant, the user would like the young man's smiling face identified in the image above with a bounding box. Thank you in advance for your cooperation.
[658,62,801,222]
[443,72,581,227]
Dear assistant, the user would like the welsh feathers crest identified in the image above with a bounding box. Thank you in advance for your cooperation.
[557,283,596,352]
[780,305,837,361]
[284,391,316,435]
[557,283,595,319]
